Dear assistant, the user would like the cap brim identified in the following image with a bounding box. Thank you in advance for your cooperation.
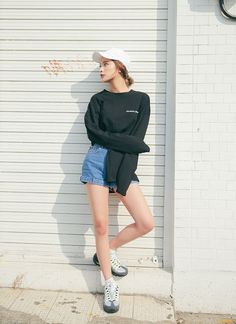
[92,50,130,71]
[92,50,115,63]
[92,51,102,63]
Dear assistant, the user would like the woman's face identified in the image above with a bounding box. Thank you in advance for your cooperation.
[99,57,119,82]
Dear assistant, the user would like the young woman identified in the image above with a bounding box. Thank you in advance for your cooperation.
[80,48,155,313]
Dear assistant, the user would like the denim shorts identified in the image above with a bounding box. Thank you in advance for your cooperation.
[80,143,139,192]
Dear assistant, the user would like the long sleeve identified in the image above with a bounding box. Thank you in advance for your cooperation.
[84,94,150,154]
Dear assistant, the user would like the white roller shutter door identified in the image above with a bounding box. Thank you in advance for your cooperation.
[0,1,168,269]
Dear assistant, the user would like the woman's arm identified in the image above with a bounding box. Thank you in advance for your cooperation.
[84,93,150,154]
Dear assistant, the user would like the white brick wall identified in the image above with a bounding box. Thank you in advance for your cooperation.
[173,0,236,314]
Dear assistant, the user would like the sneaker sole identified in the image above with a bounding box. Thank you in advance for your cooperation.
[103,304,119,313]
[93,254,128,277]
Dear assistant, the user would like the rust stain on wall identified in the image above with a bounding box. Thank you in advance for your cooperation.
[42,58,94,76]
[42,60,66,76]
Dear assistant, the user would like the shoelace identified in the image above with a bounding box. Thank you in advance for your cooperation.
[105,281,119,301]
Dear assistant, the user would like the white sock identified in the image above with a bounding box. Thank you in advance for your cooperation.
[110,248,117,254]
[105,276,115,285]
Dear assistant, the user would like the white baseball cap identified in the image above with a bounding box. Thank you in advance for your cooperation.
[92,47,131,71]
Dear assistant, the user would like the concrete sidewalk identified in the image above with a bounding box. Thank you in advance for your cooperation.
[0,287,175,323]
[0,287,236,324]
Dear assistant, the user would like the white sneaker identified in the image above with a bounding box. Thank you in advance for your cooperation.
[93,249,128,277]
[110,249,128,277]
[103,277,119,313]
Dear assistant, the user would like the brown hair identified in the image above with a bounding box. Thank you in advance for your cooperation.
[112,60,134,87]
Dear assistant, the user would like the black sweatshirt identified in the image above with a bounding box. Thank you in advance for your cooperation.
[84,88,151,196]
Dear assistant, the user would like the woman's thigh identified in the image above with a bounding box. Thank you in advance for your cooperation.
[85,183,109,230]
[114,183,155,231]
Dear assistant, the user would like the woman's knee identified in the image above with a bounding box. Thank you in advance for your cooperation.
[137,218,155,235]
[94,219,108,235]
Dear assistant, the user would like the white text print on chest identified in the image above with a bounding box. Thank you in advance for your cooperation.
[125,110,139,113]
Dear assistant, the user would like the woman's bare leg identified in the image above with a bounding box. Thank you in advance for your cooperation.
[109,183,155,250]
[86,183,112,280]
